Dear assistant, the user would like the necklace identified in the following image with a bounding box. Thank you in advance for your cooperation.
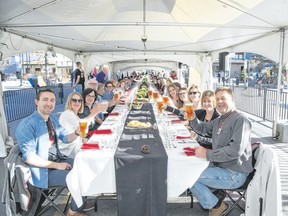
[216,110,237,135]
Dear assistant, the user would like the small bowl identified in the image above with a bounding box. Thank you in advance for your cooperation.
[132,103,143,110]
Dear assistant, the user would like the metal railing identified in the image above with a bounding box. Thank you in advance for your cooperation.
[232,85,288,121]
[3,84,73,122]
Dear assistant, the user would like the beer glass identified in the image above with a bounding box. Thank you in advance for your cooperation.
[148,89,153,99]
[113,92,119,100]
[185,103,194,120]
[152,91,159,101]
[162,96,169,105]
[79,119,88,137]
[157,99,164,114]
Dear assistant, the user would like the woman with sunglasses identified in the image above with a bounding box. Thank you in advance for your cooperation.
[58,92,85,158]
[188,84,202,110]
[190,90,220,149]
[78,88,108,132]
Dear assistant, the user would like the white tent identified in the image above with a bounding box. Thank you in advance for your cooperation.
[0,0,287,139]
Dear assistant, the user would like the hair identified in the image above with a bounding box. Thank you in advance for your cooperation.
[215,86,234,97]
[36,88,56,100]
[76,62,81,66]
[105,80,114,87]
[173,81,181,89]
[201,90,216,107]
[82,88,97,104]
[97,83,105,91]
[65,92,84,113]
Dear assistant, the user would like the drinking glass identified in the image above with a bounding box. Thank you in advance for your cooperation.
[156,99,164,115]
[185,103,194,120]
[79,119,87,137]
[113,92,119,101]
[162,96,169,105]
[152,91,159,102]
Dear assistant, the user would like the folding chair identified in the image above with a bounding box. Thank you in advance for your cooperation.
[223,142,261,216]
[29,184,71,216]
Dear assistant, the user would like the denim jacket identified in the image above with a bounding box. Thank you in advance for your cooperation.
[15,111,69,189]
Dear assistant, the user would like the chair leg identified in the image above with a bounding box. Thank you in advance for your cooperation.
[223,190,246,216]
[36,188,66,216]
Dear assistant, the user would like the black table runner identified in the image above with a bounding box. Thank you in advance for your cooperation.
[114,103,168,216]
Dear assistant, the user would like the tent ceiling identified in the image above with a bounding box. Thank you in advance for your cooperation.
[0,0,288,62]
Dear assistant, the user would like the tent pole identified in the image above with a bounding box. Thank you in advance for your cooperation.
[272,28,285,138]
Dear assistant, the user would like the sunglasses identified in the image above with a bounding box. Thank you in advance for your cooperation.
[71,98,83,103]
[189,91,199,95]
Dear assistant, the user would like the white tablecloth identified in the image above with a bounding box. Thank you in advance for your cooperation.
[66,107,209,207]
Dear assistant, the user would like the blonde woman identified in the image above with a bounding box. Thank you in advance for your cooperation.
[59,92,84,158]
[167,83,183,108]
[190,90,220,149]
[187,84,202,110]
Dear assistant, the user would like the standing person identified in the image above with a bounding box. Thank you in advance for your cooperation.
[96,65,109,84]
[80,69,85,91]
[188,87,253,216]
[170,70,177,80]
[15,89,92,216]
[72,62,84,93]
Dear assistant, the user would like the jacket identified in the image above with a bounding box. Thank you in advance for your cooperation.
[2,145,41,216]
[245,144,282,216]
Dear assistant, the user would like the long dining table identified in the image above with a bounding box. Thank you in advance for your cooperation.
[66,102,209,216]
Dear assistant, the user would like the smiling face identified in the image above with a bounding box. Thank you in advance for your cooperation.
[70,95,83,113]
[188,87,200,102]
[35,91,56,119]
[202,96,215,112]
[168,86,177,98]
[85,91,96,107]
[178,90,187,101]
[215,90,235,114]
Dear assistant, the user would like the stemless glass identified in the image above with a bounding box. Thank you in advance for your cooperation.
[185,103,194,120]
[79,119,87,137]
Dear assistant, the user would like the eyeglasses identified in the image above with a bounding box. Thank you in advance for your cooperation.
[189,91,199,95]
[106,85,113,88]
[179,92,186,95]
[71,98,83,103]
[87,94,96,98]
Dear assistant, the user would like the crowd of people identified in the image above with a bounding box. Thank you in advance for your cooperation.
[13,63,253,216]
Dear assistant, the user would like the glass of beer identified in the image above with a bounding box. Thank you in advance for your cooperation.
[79,119,88,137]
[185,103,194,120]
[157,99,164,114]
[148,89,153,99]
[113,92,119,101]
[152,91,159,102]
[162,96,169,105]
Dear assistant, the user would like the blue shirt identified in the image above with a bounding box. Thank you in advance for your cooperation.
[102,90,114,101]
[15,111,69,189]
[96,71,106,83]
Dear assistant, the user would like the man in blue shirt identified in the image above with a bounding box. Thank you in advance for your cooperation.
[16,88,91,216]
[96,65,109,83]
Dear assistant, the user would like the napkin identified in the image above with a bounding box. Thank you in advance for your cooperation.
[109,112,120,116]
[176,135,191,139]
[183,147,195,152]
[87,129,113,136]
[171,119,184,123]
[81,143,100,150]
[184,151,195,156]
[168,113,175,116]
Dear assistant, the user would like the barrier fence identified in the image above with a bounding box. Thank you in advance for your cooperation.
[3,84,73,123]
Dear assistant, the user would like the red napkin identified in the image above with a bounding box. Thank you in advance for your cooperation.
[87,129,113,136]
[176,135,191,139]
[183,147,195,152]
[109,112,120,116]
[184,151,196,156]
[168,113,175,116]
[81,143,100,150]
[183,147,195,156]
[171,119,184,123]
